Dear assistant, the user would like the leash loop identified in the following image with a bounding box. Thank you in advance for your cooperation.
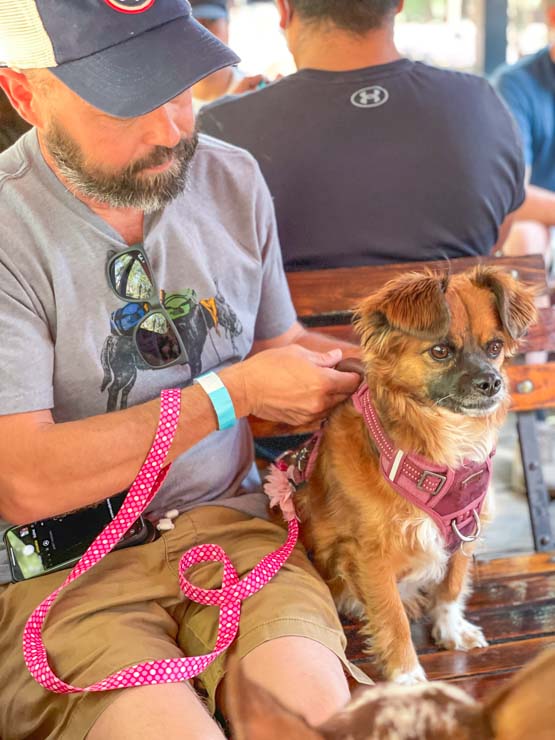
[23,389,298,693]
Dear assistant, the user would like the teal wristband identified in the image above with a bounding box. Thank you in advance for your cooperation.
[194,372,237,430]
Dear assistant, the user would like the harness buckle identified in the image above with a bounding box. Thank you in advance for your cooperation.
[417,470,447,495]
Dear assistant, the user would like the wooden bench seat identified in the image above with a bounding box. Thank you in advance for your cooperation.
[345,552,555,697]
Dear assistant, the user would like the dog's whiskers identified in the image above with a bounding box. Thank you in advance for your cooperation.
[434,394,456,407]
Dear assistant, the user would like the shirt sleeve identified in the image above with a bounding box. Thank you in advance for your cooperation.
[0,251,54,414]
[251,162,298,341]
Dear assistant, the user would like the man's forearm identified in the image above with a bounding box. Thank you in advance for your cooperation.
[514,185,555,225]
[0,368,247,523]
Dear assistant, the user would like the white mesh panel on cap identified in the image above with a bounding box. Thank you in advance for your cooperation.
[0,0,56,68]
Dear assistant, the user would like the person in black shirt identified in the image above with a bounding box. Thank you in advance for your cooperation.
[198,0,525,271]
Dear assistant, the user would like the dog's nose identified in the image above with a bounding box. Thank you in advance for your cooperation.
[472,372,502,397]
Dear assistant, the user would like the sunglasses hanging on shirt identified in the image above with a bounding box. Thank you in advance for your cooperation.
[106,246,188,369]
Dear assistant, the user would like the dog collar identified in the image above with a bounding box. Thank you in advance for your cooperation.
[352,383,493,552]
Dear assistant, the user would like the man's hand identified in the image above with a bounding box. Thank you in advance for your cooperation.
[231,74,270,95]
[222,345,361,427]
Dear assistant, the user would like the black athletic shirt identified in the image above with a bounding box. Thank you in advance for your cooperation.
[198,59,525,270]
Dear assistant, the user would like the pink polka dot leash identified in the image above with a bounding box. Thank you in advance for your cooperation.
[22,388,299,693]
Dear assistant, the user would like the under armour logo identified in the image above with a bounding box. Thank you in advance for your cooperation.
[350,86,389,109]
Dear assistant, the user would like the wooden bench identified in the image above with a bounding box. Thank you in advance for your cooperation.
[346,551,555,696]
[249,253,555,692]
[251,253,555,552]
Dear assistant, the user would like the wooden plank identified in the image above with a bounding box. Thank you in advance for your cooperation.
[508,363,555,411]
[447,670,518,699]
[288,254,547,318]
[342,602,555,658]
[473,552,555,579]
[350,635,555,682]
[468,573,555,610]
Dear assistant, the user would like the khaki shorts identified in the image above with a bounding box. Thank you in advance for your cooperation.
[0,506,371,740]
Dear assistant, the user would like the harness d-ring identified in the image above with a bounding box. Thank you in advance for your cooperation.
[451,509,481,543]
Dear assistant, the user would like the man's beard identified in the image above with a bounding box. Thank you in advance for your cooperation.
[43,121,199,213]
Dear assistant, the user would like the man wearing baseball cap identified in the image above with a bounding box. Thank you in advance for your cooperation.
[0,1,367,738]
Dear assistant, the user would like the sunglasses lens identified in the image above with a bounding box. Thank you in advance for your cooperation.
[136,312,183,367]
[110,251,154,301]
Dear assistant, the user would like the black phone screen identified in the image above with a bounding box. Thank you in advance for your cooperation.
[5,493,129,580]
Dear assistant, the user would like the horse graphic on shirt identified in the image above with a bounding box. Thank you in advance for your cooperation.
[100,287,242,412]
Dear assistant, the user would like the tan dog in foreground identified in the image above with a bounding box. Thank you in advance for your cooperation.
[279,267,537,684]
[227,648,555,740]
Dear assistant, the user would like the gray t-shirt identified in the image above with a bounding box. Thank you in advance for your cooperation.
[198,59,526,270]
[0,131,297,583]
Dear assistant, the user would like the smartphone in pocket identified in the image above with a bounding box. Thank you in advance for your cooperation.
[3,492,156,582]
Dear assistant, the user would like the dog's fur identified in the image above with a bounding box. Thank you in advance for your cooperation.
[291,267,537,683]
[227,648,555,740]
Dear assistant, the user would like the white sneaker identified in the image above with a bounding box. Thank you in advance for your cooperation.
[511,417,555,497]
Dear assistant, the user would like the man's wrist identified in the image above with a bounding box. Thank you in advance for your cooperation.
[218,365,251,419]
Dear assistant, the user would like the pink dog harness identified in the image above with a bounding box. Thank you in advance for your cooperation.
[265,384,492,553]
[352,384,492,552]
[23,388,298,693]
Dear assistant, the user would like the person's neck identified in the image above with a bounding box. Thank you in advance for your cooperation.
[37,131,145,246]
[292,25,402,72]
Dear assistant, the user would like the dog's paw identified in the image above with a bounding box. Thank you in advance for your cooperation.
[432,603,488,651]
[389,664,427,685]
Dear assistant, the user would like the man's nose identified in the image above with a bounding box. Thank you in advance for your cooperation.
[142,99,192,148]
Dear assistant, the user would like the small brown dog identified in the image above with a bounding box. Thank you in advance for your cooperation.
[227,648,555,740]
[270,267,536,684]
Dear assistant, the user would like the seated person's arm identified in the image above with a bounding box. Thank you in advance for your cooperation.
[513,183,555,226]
[0,343,359,525]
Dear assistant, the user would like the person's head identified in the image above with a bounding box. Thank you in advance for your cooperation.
[544,0,555,39]
[0,0,239,211]
[190,0,230,44]
[277,0,403,36]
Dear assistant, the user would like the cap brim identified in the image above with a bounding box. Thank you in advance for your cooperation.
[49,15,239,119]
[191,5,229,20]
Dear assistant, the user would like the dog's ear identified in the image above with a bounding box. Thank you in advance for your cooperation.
[353,271,450,350]
[225,659,323,740]
[483,647,555,740]
[471,267,537,340]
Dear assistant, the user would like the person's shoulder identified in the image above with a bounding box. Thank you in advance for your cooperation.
[191,133,265,192]
[410,60,493,94]
[492,47,550,86]
[195,132,260,167]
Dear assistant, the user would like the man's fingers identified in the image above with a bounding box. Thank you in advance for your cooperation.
[324,368,361,394]
[309,348,343,368]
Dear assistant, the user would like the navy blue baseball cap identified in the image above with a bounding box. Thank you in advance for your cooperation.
[0,0,240,119]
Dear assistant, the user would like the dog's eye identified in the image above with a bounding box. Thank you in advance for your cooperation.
[429,344,451,361]
[486,340,504,358]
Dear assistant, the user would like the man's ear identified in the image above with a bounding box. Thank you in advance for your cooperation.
[353,271,451,351]
[276,0,293,31]
[0,70,45,128]
[226,659,322,740]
